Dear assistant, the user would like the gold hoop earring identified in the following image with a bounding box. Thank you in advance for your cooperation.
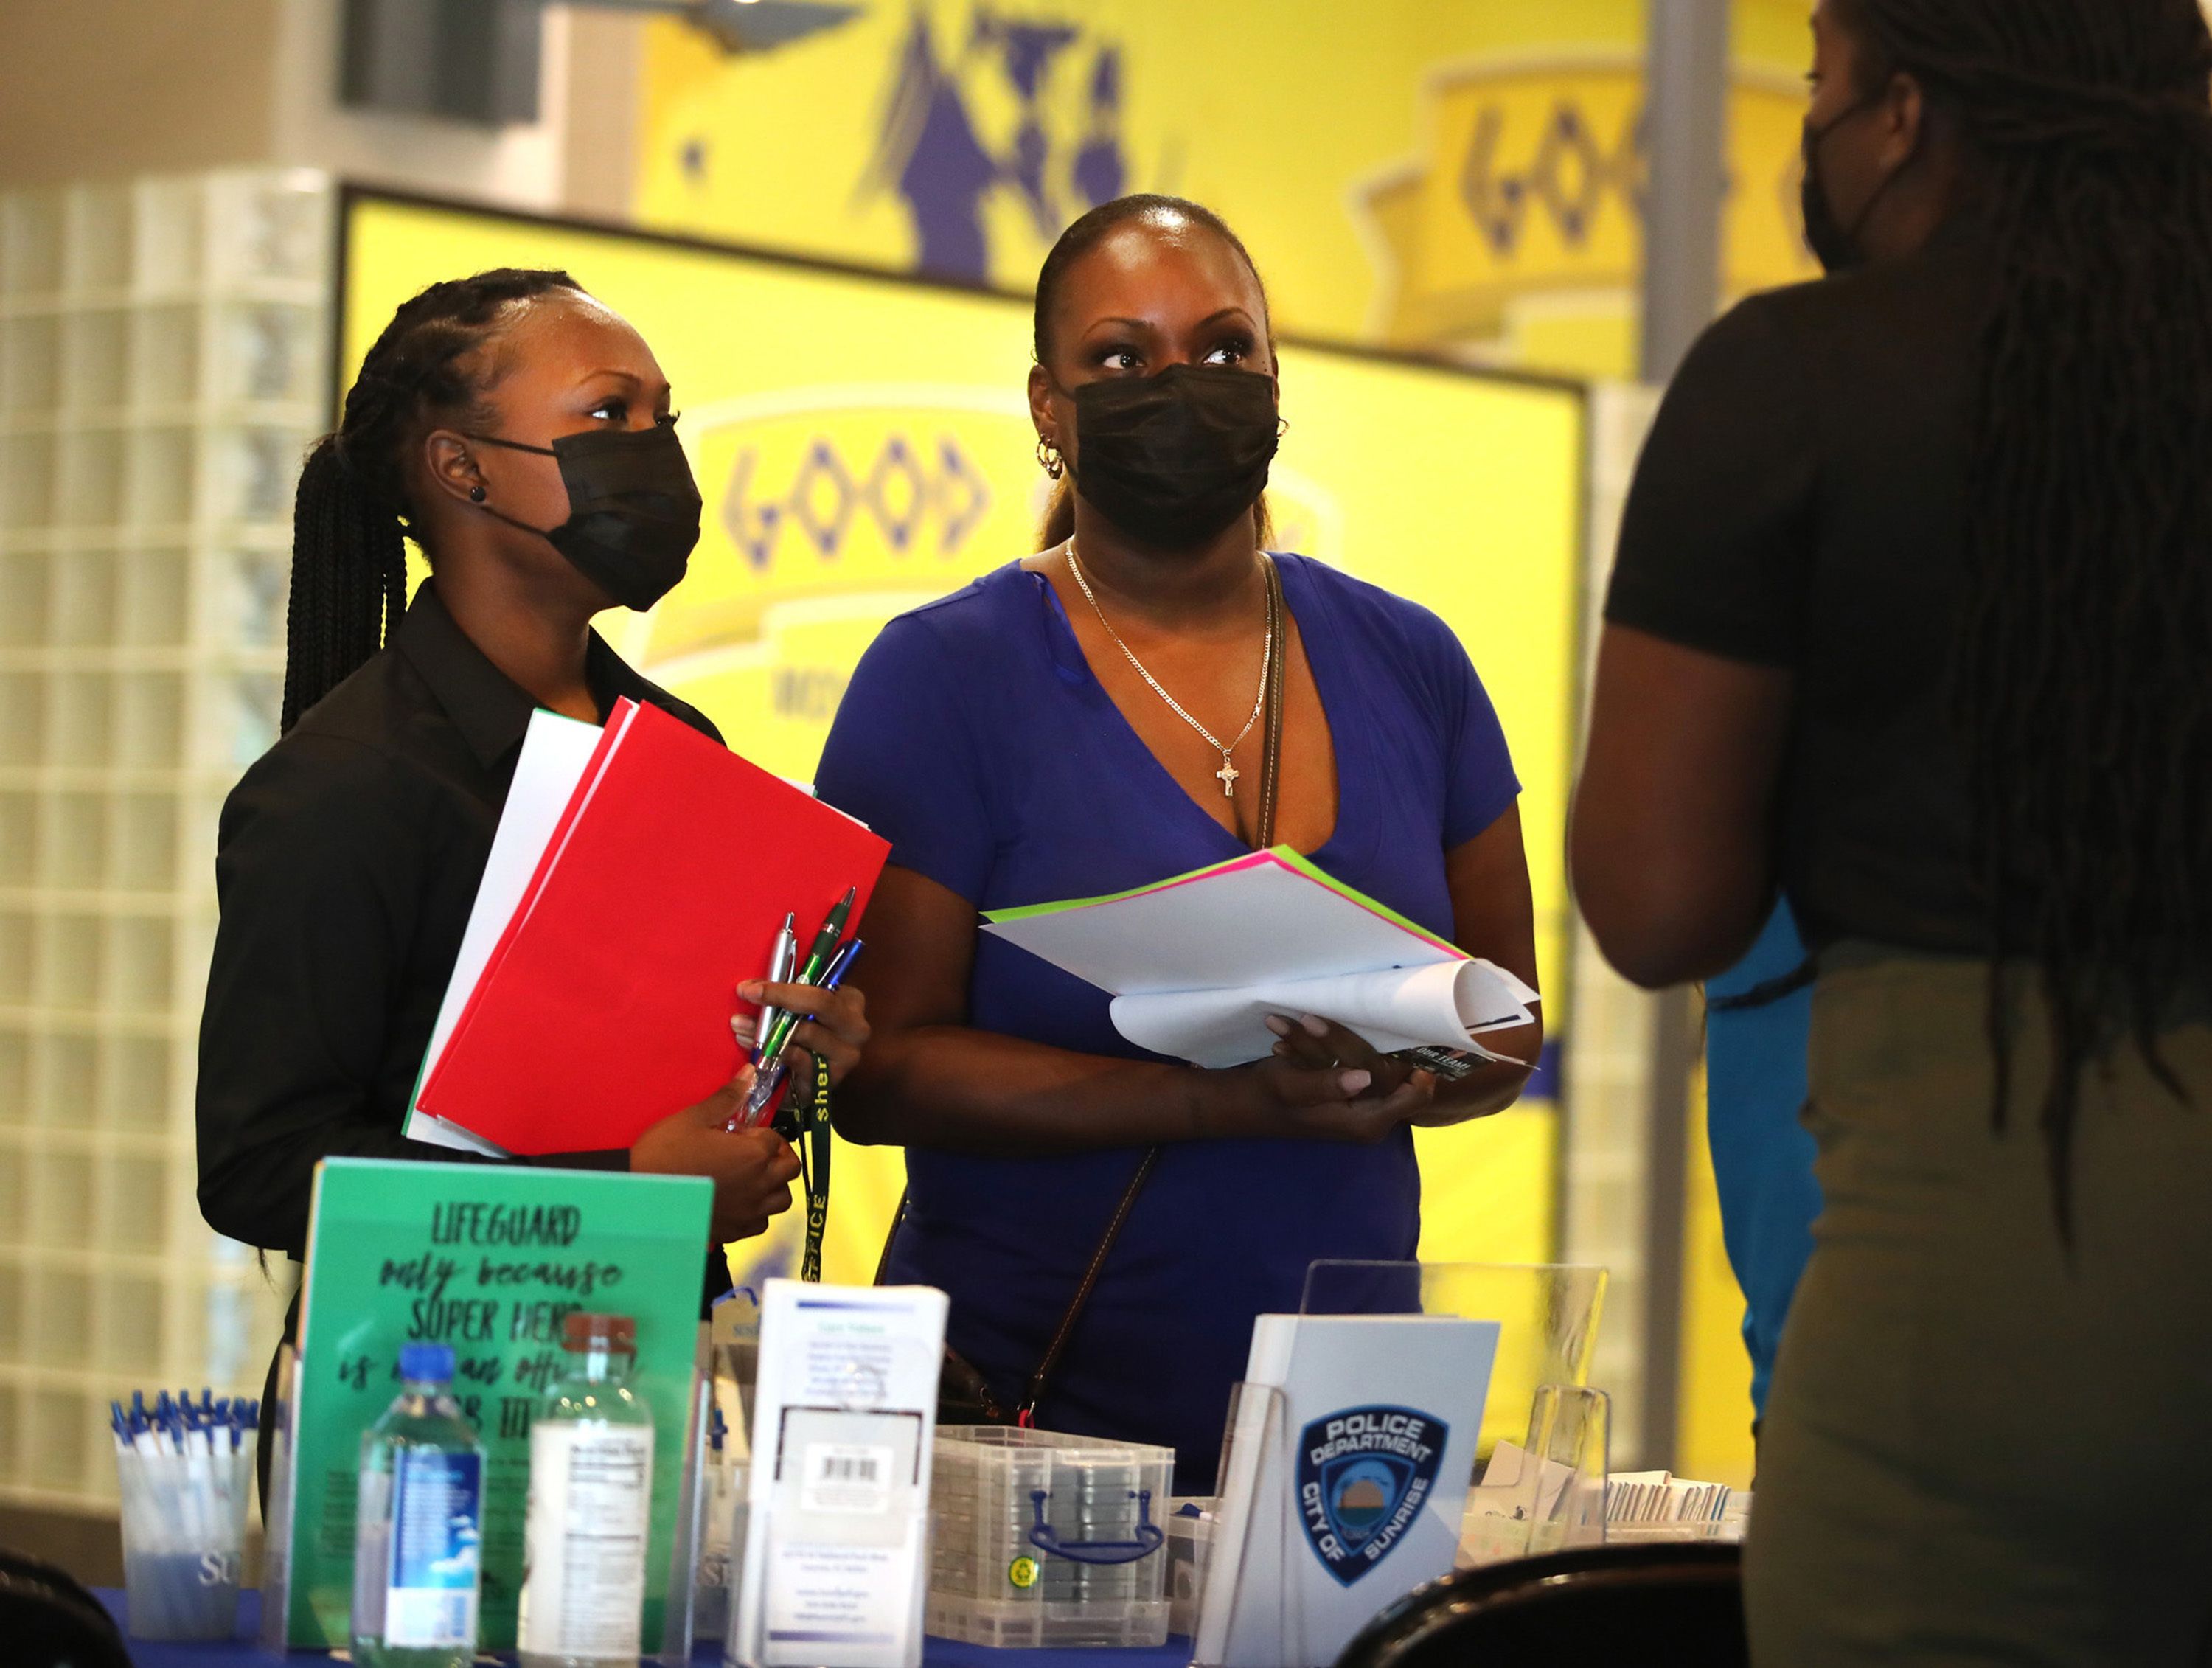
[1036,436,1065,480]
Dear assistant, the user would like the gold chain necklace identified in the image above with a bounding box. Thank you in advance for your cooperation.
[1064,538,1276,798]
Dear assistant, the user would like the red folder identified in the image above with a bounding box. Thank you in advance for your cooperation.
[417,698,890,1155]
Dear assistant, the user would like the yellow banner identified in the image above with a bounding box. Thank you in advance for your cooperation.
[1362,61,1818,352]
[634,1,1820,378]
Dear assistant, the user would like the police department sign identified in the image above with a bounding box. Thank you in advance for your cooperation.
[1295,1405,1448,1587]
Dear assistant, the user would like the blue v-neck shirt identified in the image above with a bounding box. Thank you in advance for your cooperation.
[815,555,1520,1487]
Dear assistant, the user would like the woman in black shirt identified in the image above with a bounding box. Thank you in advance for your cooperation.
[1574,1,2212,1662]
[197,271,868,1421]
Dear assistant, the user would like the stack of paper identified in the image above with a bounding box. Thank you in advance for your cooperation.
[1604,1471,1736,1530]
[406,699,888,1157]
[982,849,1537,1070]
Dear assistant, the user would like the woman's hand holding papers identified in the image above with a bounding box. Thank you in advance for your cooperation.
[632,1064,804,1242]
[1263,1009,1542,1129]
[1231,1024,1427,1141]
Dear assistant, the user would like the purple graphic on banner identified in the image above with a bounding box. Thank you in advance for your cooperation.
[867,6,1135,282]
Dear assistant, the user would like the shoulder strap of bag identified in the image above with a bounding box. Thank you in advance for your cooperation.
[1014,557,1293,1425]
[885,555,1294,1424]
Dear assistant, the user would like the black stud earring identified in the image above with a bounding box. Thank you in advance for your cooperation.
[468,484,486,503]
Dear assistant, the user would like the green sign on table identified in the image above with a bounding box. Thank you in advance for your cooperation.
[280,1157,712,1650]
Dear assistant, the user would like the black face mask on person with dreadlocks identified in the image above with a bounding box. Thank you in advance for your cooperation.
[463,421,703,611]
[1801,90,1921,273]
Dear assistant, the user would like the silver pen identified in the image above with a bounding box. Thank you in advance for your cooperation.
[749,913,797,1064]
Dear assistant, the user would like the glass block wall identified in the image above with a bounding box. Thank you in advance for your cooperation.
[0,169,334,1509]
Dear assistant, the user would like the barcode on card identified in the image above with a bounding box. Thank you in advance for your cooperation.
[799,1442,895,1515]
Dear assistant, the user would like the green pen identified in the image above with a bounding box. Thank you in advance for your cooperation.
[751,886,857,1081]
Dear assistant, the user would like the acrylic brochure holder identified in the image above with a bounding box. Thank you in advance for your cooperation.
[256,1336,709,1662]
[1298,1262,1608,1577]
[653,1327,714,1667]
[1298,1259,1607,1458]
[1458,1383,1610,1566]
[1188,1382,1299,1668]
[1189,1260,1612,1667]
[727,1280,946,1668]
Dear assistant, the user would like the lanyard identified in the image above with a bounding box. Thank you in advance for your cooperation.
[775,1052,833,1282]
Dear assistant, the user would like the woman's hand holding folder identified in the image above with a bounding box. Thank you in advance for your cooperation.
[628,984,869,1244]
[633,1064,804,1243]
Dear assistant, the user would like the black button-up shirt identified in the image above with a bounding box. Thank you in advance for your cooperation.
[195,583,724,1261]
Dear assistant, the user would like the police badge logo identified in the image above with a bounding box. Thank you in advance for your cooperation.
[1295,1405,1449,1587]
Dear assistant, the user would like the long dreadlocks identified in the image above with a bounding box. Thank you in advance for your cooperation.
[280,268,582,732]
[1836,0,2212,1225]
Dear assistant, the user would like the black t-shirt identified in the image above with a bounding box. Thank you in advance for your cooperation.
[1605,219,1993,953]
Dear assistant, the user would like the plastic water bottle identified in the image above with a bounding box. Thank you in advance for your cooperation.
[517,1313,655,1667]
[350,1342,485,1668]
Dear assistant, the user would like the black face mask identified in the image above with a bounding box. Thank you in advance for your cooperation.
[1800,93,1912,275]
[1068,364,1279,550]
[1787,97,1876,273]
[467,423,702,610]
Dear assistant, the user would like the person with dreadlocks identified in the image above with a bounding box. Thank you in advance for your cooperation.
[195,271,870,1478]
[1572,0,2212,1660]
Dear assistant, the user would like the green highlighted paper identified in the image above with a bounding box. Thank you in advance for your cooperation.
[982,847,1538,1069]
[279,1158,712,1650]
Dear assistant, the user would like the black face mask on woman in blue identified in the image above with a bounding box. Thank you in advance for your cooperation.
[1068,364,1280,549]
[467,422,703,610]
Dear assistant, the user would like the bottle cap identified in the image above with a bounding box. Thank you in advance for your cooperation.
[399,1342,454,1383]
[562,1313,636,1352]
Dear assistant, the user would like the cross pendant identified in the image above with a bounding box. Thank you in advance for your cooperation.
[1217,757,1239,797]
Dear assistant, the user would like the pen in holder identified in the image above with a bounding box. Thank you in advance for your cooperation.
[112,1390,259,1641]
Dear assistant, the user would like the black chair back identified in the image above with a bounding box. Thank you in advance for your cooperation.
[0,1544,133,1668]
[1335,1540,1746,1668]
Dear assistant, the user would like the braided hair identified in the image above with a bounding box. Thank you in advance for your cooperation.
[280,268,584,732]
[1835,0,2212,1223]
[1031,195,1275,550]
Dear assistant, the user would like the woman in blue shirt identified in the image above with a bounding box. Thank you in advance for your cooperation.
[815,195,1539,1487]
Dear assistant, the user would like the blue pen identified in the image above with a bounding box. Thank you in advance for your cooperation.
[821,936,864,990]
[742,937,865,1125]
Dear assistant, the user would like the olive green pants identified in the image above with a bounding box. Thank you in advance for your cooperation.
[1746,954,2212,1667]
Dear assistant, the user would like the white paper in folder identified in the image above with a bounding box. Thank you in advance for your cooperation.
[402,707,602,1155]
[981,848,1538,1069]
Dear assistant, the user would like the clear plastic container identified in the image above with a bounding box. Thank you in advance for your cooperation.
[928,1425,1175,1649]
[1166,1497,1215,1640]
[691,1448,745,1651]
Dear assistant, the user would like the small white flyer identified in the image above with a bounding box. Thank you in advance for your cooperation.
[728,1280,947,1668]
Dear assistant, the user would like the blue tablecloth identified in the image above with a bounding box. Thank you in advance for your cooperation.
[94,1590,1196,1668]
